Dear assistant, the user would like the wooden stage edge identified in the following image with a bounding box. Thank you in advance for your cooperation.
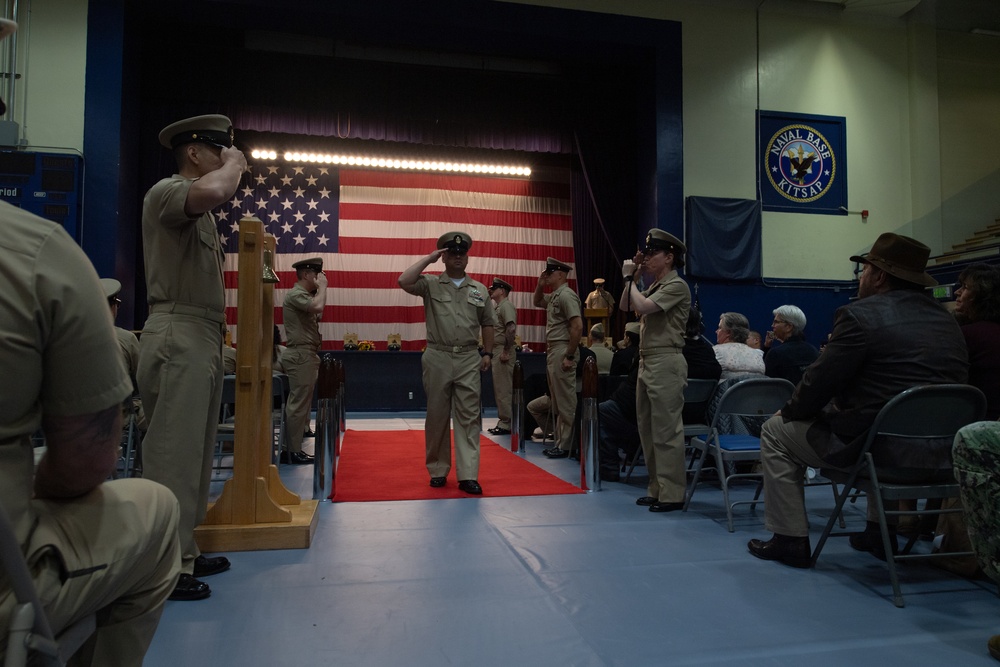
[194,499,320,552]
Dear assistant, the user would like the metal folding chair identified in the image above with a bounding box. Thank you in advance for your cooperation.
[682,377,795,531]
[809,384,987,607]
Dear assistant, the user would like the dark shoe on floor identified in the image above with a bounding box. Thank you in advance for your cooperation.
[544,448,569,459]
[649,501,683,513]
[635,496,657,506]
[747,534,812,568]
[303,428,315,437]
[988,634,1000,661]
[458,480,483,494]
[429,476,446,488]
[280,450,314,465]
[488,426,511,435]
[849,521,897,561]
[193,554,231,578]
[169,573,211,601]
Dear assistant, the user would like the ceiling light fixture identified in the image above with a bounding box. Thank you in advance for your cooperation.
[249,148,531,177]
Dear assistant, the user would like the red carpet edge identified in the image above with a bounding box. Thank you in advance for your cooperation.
[332,429,585,502]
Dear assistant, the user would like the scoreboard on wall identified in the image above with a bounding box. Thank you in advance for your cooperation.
[0,150,83,241]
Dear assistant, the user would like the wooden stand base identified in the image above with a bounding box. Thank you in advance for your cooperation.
[194,500,320,552]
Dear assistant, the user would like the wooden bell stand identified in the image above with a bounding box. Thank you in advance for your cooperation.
[194,216,319,552]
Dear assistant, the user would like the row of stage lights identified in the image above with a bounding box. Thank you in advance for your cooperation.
[249,149,531,176]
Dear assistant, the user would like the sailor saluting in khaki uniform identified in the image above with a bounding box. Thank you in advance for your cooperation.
[398,232,496,494]
[137,114,247,601]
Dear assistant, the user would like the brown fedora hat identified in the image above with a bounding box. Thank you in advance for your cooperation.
[849,233,937,287]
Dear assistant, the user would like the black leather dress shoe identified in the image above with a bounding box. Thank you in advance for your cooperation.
[280,450,314,465]
[303,428,315,437]
[635,496,657,506]
[168,573,211,601]
[649,501,683,513]
[747,535,812,568]
[193,554,231,578]
[849,521,897,561]
[429,477,446,488]
[488,427,511,435]
[458,480,483,494]
[544,448,569,459]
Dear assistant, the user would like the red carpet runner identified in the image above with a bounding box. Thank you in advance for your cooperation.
[333,430,585,502]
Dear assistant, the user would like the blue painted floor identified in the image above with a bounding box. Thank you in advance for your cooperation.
[145,413,1000,666]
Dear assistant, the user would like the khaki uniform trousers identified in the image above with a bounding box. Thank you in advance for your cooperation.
[491,344,516,429]
[0,480,181,666]
[759,416,856,537]
[137,312,224,574]
[546,342,577,452]
[635,351,687,503]
[283,346,320,453]
[422,347,482,480]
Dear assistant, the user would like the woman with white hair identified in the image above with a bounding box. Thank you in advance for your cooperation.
[763,304,819,385]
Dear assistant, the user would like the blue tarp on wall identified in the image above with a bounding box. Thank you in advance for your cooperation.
[686,196,762,280]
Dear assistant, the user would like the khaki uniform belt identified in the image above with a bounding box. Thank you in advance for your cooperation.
[149,301,226,324]
[639,346,681,357]
[427,342,479,353]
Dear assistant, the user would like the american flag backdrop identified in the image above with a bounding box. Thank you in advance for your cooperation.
[215,166,575,350]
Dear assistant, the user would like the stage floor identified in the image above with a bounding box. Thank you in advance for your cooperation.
[146,410,1000,667]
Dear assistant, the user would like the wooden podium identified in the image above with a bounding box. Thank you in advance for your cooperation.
[194,216,319,552]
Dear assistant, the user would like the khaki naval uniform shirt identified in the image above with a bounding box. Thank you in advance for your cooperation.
[543,283,582,452]
[0,203,180,664]
[491,298,518,428]
[282,283,322,452]
[404,273,496,479]
[138,174,226,572]
[636,269,691,502]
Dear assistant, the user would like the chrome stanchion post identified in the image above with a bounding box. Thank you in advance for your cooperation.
[313,356,337,501]
[579,357,600,492]
[337,359,346,436]
[511,360,524,453]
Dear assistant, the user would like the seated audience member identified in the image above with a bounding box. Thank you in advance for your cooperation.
[588,323,614,374]
[713,311,764,378]
[746,330,762,350]
[527,393,554,441]
[222,344,237,374]
[101,277,146,431]
[610,321,640,375]
[763,305,820,386]
[682,308,723,424]
[747,233,967,568]
[952,421,1000,662]
[598,356,639,481]
[0,109,181,667]
[101,278,140,384]
[953,263,1000,419]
